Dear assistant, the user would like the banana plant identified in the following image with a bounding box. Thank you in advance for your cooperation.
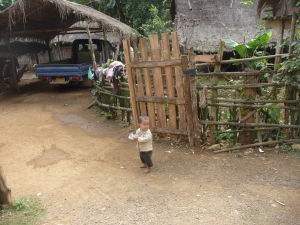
[225,31,274,70]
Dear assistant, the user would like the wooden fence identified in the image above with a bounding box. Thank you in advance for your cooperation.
[122,32,300,151]
[92,80,131,122]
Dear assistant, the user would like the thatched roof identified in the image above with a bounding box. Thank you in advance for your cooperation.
[257,0,299,18]
[173,0,259,52]
[0,0,136,42]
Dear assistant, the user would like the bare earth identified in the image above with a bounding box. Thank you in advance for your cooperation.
[0,80,300,225]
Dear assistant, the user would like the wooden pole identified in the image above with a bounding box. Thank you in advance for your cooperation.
[123,39,139,127]
[0,168,12,206]
[208,41,224,145]
[182,55,197,146]
[275,19,285,65]
[288,12,297,54]
[195,54,290,67]
[214,139,300,153]
[86,26,97,71]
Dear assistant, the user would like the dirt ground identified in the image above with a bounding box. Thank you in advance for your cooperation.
[0,79,300,225]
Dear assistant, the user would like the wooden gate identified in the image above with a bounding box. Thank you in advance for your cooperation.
[123,32,198,143]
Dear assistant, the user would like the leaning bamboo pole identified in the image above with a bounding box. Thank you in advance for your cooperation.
[214,139,300,153]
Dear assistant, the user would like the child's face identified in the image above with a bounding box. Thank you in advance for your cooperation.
[139,120,150,131]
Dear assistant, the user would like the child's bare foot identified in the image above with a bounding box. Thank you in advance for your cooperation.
[140,164,147,168]
[144,168,151,173]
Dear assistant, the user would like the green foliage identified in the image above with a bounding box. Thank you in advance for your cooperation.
[70,0,172,36]
[281,144,293,153]
[0,198,44,225]
[0,0,14,10]
[225,31,273,70]
[240,1,255,5]
[274,39,300,85]
[139,2,173,35]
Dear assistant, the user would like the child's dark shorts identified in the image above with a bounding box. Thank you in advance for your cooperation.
[139,151,153,167]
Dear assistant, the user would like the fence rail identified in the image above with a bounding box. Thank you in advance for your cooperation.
[121,32,300,151]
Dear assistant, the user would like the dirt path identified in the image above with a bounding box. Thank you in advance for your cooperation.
[0,80,300,225]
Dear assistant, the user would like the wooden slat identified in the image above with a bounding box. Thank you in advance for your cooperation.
[149,34,167,128]
[130,59,182,68]
[140,38,156,127]
[171,32,186,130]
[208,41,225,145]
[193,54,219,63]
[122,39,139,127]
[132,39,147,116]
[136,96,185,104]
[161,33,177,129]
[182,55,196,145]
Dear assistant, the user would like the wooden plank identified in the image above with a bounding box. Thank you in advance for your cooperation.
[140,38,156,127]
[182,55,196,145]
[161,33,177,129]
[208,41,225,145]
[136,96,185,104]
[151,127,188,135]
[122,39,139,127]
[193,54,219,63]
[132,39,147,116]
[130,59,182,68]
[171,32,186,130]
[149,34,167,128]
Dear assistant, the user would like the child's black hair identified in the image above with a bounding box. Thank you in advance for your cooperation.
[138,116,150,124]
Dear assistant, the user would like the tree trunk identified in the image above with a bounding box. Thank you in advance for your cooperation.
[0,168,12,206]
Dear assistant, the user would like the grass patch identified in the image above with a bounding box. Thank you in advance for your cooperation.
[0,198,44,225]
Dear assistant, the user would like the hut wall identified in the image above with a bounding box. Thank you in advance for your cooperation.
[174,0,259,52]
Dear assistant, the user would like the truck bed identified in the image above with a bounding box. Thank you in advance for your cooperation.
[34,62,91,77]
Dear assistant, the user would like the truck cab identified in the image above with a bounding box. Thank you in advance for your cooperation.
[34,39,113,85]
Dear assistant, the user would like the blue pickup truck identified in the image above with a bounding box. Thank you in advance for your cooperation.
[34,39,113,85]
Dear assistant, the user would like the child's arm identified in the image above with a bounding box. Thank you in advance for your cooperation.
[137,131,152,143]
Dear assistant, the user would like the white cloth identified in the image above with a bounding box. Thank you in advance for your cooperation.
[135,128,153,152]
[105,61,124,82]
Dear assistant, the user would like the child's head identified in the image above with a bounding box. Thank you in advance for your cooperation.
[138,116,150,131]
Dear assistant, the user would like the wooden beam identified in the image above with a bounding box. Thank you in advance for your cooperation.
[1,27,102,36]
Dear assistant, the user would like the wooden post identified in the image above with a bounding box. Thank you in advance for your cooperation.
[208,41,225,145]
[6,37,18,91]
[182,55,195,145]
[0,168,12,206]
[172,32,186,131]
[275,19,285,66]
[46,41,53,63]
[288,12,297,54]
[161,33,177,129]
[123,39,139,127]
[86,26,97,71]
[149,34,167,128]
[140,38,156,128]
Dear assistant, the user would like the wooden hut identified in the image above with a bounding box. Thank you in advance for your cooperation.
[0,0,136,90]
